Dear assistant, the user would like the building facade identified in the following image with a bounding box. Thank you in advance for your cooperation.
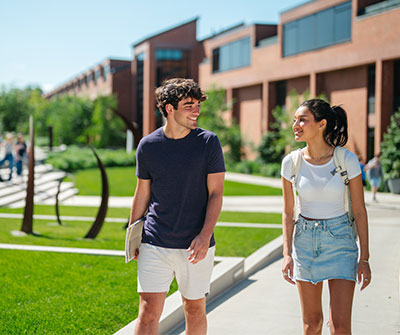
[45,58,132,124]
[46,0,400,162]
[130,18,203,138]
[199,0,400,161]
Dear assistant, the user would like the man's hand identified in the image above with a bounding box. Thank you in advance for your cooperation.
[133,248,140,261]
[187,234,210,264]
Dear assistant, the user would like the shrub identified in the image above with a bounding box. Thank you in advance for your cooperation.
[381,109,400,179]
[46,146,135,172]
[226,160,281,178]
[258,130,284,163]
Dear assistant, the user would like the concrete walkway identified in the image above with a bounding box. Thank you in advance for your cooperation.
[201,204,400,335]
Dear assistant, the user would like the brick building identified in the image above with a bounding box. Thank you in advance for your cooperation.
[46,0,400,161]
[45,58,132,124]
[199,0,400,160]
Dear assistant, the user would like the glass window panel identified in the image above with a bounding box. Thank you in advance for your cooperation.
[316,8,334,48]
[298,15,315,52]
[240,37,251,67]
[212,48,220,72]
[334,2,351,42]
[219,44,231,72]
[283,22,298,56]
[231,40,241,69]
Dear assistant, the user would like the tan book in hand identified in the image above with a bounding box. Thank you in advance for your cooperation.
[125,217,145,263]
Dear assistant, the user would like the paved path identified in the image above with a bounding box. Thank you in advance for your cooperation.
[199,201,400,334]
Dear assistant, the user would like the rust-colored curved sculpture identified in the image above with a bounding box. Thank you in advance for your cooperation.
[84,147,109,239]
[21,115,35,234]
[112,108,141,146]
[55,176,65,226]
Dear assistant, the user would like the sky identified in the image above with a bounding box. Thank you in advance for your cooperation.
[0,0,305,93]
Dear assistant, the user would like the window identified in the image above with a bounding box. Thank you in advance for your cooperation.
[94,70,101,85]
[283,1,351,57]
[103,65,110,81]
[86,73,92,86]
[367,65,376,115]
[156,49,182,61]
[212,36,251,73]
[394,60,400,113]
[136,53,145,135]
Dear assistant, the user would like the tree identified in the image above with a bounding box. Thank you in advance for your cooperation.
[381,109,400,180]
[258,89,327,162]
[88,95,125,148]
[198,87,243,162]
[0,86,40,133]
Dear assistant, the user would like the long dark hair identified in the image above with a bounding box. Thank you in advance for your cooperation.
[299,99,348,147]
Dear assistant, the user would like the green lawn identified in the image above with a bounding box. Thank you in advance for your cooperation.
[0,215,281,256]
[66,166,282,196]
[0,205,282,224]
[0,250,140,335]
[0,249,178,335]
[0,201,282,333]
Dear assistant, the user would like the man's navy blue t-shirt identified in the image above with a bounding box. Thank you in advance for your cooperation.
[136,127,225,249]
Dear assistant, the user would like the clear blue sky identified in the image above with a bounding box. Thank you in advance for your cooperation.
[0,0,305,92]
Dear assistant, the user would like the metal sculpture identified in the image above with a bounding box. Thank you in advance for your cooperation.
[21,115,35,234]
[84,147,109,239]
[55,176,65,226]
[112,108,141,146]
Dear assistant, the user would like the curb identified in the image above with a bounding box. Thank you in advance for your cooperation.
[114,235,283,335]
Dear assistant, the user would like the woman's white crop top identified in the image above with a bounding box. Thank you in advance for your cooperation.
[281,150,361,219]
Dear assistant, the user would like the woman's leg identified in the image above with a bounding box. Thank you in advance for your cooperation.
[297,280,324,335]
[328,279,355,335]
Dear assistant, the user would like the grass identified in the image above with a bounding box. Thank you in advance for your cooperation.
[0,250,178,335]
[0,209,281,334]
[0,218,281,256]
[66,166,282,196]
[0,205,282,224]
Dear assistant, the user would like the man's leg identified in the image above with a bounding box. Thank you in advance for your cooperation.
[182,296,207,335]
[135,292,167,335]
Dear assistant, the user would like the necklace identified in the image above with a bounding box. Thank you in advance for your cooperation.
[305,147,333,161]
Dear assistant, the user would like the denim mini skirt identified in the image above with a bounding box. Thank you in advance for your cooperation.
[292,213,358,284]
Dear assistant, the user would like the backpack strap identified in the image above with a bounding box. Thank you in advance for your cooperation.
[333,146,358,239]
[332,146,349,185]
[289,149,302,221]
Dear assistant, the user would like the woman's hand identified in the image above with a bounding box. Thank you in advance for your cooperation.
[358,260,371,290]
[282,255,296,285]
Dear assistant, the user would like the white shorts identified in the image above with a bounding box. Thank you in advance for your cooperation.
[137,243,215,300]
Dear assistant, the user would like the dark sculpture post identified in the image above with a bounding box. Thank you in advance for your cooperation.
[84,147,109,239]
[55,176,65,226]
[48,126,53,151]
[21,115,35,234]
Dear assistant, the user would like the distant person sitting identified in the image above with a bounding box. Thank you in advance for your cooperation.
[15,133,27,177]
[0,133,15,181]
[365,152,383,202]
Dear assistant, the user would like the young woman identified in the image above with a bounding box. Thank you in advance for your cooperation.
[281,99,371,334]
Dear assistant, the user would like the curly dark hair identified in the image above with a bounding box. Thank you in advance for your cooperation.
[300,99,348,147]
[155,78,207,117]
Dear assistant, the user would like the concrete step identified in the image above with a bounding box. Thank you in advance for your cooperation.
[0,163,76,208]
[6,182,78,208]
[0,171,67,199]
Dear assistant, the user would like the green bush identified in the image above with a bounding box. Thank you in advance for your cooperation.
[46,146,135,172]
[226,160,281,178]
[198,87,244,163]
[258,131,284,163]
[381,109,400,179]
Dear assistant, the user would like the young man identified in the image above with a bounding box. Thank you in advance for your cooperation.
[129,78,225,335]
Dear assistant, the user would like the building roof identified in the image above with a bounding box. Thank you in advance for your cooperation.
[132,17,199,47]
